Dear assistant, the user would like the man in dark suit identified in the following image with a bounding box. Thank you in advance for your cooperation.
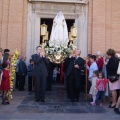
[18,56,27,91]
[66,49,85,102]
[32,46,49,102]
[64,55,73,98]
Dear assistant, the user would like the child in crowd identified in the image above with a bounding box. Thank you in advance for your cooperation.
[53,67,58,82]
[92,72,109,106]
[27,59,34,92]
[89,70,98,104]
[0,62,10,105]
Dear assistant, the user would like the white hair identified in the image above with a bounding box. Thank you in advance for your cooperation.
[75,49,81,55]
[96,51,101,55]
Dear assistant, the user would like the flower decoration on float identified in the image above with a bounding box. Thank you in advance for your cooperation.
[44,42,75,64]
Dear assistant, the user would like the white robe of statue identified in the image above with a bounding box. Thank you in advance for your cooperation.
[49,12,69,47]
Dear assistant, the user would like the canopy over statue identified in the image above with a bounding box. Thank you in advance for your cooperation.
[49,11,69,47]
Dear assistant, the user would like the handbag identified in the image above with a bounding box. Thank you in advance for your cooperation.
[117,61,120,74]
[108,74,119,83]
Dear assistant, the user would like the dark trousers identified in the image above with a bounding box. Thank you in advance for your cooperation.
[35,75,47,100]
[64,74,67,89]
[28,76,33,92]
[66,78,70,99]
[53,77,57,82]
[18,75,25,91]
[46,74,52,91]
[68,74,81,101]
[95,91,105,103]
[80,75,85,92]
[15,72,19,89]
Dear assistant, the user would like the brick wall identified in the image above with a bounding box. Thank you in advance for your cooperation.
[0,0,28,55]
[88,0,120,55]
[0,0,120,55]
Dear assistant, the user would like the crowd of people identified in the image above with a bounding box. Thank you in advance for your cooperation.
[0,46,120,115]
[86,49,120,114]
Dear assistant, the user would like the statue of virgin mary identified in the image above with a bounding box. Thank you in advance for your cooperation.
[49,12,69,47]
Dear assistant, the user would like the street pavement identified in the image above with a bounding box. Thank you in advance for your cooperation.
[0,84,120,120]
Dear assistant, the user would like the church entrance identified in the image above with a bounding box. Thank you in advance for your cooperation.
[40,18,75,84]
[26,2,88,63]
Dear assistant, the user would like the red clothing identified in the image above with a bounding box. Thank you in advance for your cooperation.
[96,57,104,71]
[0,69,10,90]
[96,78,109,91]
[60,63,64,84]
[87,60,91,67]
[86,60,91,75]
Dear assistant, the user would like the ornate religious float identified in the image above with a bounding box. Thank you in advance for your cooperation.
[40,11,77,63]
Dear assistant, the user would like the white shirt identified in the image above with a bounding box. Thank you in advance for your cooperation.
[87,62,98,78]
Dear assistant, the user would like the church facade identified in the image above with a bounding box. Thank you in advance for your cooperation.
[0,0,120,58]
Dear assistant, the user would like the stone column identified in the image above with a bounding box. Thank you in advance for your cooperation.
[34,12,40,53]
[26,3,37,63]
[75,5,88,57]
[26,3,33,64]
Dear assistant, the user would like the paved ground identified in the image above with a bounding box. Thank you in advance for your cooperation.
[0,85,120,120]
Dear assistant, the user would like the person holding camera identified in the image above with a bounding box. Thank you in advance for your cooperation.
[32,46,49,102]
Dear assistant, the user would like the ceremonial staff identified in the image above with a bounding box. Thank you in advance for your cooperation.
[85,57,88,100]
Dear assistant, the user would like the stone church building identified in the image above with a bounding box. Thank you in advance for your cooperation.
[0,0,120,59]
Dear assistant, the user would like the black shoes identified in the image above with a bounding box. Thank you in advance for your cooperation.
[109,104,116,108]
[35,99,40,102]
[71,98,79,103]
[41,99,45,102]
[2,101,9,105]
[35,98,45,102]
[114,108,120,114]
[71,99,75,102]
[75,99,79,102]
